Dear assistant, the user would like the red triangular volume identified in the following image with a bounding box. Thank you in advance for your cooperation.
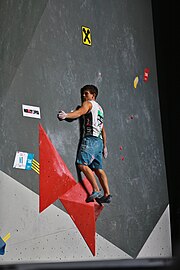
[39,124,76,212]
[79,177,104,221]
[59,180,104,256]
[60,197,96,255]
[59,178,104,220]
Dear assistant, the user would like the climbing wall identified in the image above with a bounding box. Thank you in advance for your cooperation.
[0,0,171,263]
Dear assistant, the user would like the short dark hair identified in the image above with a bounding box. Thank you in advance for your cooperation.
[80,85,98,98]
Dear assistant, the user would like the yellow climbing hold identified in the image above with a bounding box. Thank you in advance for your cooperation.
[134,76,139,89]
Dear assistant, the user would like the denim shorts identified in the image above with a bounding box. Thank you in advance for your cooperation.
[76,136,103,169]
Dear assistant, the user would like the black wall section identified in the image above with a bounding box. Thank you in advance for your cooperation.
[152,0,179,256]
[0,258,175,270]
[0,0,170,258]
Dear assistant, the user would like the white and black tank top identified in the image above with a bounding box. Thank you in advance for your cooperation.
[83,100,104,139]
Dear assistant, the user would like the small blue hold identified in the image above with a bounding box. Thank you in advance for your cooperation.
[0,237,6,255]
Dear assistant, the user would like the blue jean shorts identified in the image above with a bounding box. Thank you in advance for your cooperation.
[76,136,103,169]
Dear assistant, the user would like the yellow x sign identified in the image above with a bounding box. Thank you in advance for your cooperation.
[82,26,92,46]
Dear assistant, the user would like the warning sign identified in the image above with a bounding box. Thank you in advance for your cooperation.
[82,26,92,46]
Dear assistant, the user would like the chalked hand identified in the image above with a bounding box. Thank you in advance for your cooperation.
[57,110,67,121]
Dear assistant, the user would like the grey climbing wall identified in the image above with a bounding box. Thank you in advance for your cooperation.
[0,0,171,261]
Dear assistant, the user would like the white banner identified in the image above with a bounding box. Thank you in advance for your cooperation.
[22,104,41,119]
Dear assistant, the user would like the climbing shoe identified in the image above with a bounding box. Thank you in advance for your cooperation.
[97,194,112,204]
[86,191,102,203]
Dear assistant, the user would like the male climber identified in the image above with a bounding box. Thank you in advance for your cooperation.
[57,85,112,203]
